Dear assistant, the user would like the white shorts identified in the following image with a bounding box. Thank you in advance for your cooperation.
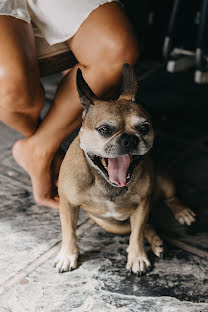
[0,0,120,45]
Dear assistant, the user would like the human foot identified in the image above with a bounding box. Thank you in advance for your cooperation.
[12,138,64,209]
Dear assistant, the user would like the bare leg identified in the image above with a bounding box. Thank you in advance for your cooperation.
[126,198,151,274]
[0,16,44,136]
[13,2,139,207]
[0,16,65,209]
[54,196,79,272]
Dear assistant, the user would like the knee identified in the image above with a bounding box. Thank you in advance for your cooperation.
[0,64,43,114]
[108,35,139,68]
[95,34,139,84]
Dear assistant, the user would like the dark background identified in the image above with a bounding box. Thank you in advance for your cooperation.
[122,0,206,60]
[116,0,208,239]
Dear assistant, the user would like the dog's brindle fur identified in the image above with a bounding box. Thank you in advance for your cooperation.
[55,64,195,274]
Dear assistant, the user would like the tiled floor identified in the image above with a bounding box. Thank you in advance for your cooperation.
[0,68,207,312]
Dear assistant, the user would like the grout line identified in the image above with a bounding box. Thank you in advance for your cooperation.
[0,150,11,162]
[0,218,94,295]
[0,164,31,188]
[162,235,208,259]
[0,306,12,312]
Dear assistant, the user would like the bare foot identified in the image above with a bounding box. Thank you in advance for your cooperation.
[12,138,65,209]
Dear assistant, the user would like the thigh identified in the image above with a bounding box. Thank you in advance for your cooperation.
[67,2,138,67]
[0,16,41,100]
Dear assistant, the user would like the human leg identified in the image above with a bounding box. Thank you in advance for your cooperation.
[38,1,139,153]
[0,16,61,209]
[0,16,44,137]
[13,1,139,174]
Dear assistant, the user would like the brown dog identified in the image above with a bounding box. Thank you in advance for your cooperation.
[54,64,195,274]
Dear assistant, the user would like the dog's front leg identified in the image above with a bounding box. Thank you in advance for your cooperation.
[126,198,151,274]
[54,196,79,273]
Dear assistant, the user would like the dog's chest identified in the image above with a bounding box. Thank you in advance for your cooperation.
[86,196,139,221]
[102,200,130,221]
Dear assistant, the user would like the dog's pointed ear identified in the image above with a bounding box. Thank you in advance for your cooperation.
[76,68,97,116]
[118,63,138,101]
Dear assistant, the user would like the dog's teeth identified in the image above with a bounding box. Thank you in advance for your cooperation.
[127,173,130,179]
[101,157,107,168]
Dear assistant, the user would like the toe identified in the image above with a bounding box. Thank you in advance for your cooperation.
[132,257,151,274]
[178,216,185,224]
[61,259,71,272]
[54,253,78,273]
[154,246,164,258]
[184,215,191,225]
[56,259,65,273]
[126,261,132,271]
[187,208,196,217]
[184,214,195,225]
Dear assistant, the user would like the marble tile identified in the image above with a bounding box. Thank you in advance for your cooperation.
[0,68,208,312]
[0,123,23,154]
[0,173,88,286]
[0,223,207,312]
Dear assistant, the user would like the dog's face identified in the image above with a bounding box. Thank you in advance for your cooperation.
[77,64,154,187]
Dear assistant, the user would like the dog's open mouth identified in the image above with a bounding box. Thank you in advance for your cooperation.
[88,154,142,187]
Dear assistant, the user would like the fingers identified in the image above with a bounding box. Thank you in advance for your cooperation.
[176,207,196,226]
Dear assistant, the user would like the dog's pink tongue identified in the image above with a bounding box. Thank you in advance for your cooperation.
[108,154,130,187]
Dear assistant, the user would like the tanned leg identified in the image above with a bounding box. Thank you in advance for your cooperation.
[13,2,139,207]
[0,16,64,209]
[0,16,43,136]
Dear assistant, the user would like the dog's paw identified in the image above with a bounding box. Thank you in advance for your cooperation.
[54,250,78,273]
[150,235,164,258]
[126,253,151,275]
[175,207,196,226]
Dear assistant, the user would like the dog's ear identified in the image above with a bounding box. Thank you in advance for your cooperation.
[76,68,97,117]
[118,63,138,101]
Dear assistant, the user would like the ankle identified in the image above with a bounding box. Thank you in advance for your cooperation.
[31,135,60,162]
[13,136,57,169]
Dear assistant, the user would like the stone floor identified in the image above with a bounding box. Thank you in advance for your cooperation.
[0,66,207,312]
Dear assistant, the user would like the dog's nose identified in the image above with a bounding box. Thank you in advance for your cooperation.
[120,134,139,150]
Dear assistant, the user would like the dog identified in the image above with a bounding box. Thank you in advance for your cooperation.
[54,64,196,274]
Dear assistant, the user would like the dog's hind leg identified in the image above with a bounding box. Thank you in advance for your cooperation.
[144,224,164,258]
[156,173,196,226]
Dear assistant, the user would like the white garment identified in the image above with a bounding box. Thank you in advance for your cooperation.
[0,0,120,45]
[0,0,30,23]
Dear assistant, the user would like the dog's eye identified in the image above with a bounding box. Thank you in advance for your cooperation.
[137,122,150,135]
[97,125,114,136]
